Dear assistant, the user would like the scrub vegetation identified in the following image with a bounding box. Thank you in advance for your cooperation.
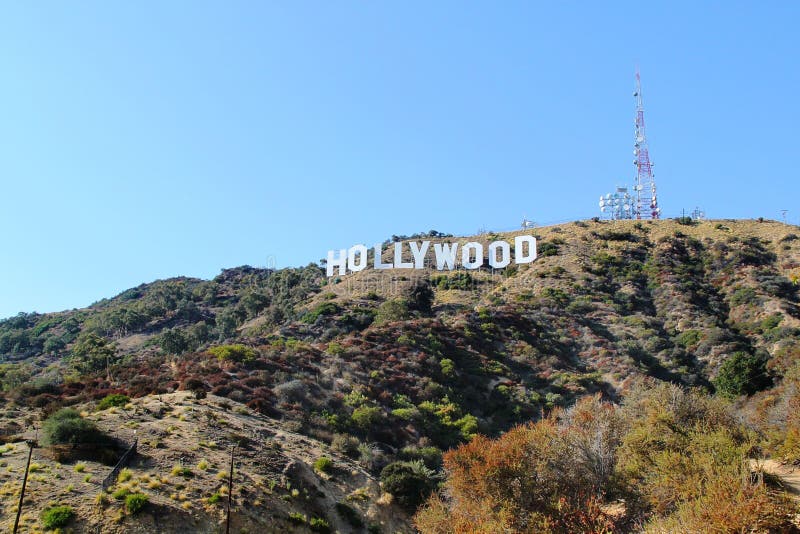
[0,218,799,531]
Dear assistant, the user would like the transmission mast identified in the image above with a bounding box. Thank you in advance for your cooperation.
[633,70,661,219]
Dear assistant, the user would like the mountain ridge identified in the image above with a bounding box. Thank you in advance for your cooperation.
[1,217,799,532]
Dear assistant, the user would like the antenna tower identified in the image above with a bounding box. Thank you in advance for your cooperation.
[633,70,660,219]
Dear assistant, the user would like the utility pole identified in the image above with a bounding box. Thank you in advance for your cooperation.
[13,440,37,534]
[226,443,237,534]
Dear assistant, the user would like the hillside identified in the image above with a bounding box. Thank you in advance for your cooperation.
[1,217,800,532]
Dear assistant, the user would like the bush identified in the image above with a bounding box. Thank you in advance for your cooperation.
[41,505,74,529]
[117,467,133,482]
[405,279,434,314]
[288,512,306,524]
[335,502,364,528]
[380,461,437,511]
[439,359,455,377]
[331,433,360,456]
[309,517,331,533]
[125,493,148,514]
[274,379,308,404]
[399,445,443,470]
[430,272,475,290]
[171,465,193,478]
[208,344,258,364]
[302,302,340,323]
[374,299,410,324]
[713,351,772,397]
[97,393,130,410]
[730,287,758,306]
[313,456,333,473]
[538,241,559,257]
[351,405,382,431]
[41,408,107,447]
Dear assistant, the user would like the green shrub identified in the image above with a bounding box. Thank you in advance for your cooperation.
[714,351,772,397]
[351,405,382,430]
[159,328,190,354]
[112,487,130,500]
[171,465,193,478]
[759,314,783,333]
[313,456,333,473]
[288,512,306,524]
[675,330,701,348]
[302,302,340,323]
[207,492,222,504]
[125,493,148,514]
[335,502,364,527]
[97,393,130,410]
[399,445,443,470]
[309,517,331,533]
[405,279,434,314]
[68,333,117,373]
[326,341,345,355]
[117,467,133,482]
[430,272,475,290]
[440,358,455,377]
[41,408,107,447]
[730,287,758,306]
[380,461,437,511]
[41,505,74,529]
[538,241,559,256]
[374,299,410,324]
[208,344,258,364]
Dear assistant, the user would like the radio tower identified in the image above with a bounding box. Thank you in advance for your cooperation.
[633,69,660,219]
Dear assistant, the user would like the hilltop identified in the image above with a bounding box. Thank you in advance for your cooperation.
[1,217,799,532]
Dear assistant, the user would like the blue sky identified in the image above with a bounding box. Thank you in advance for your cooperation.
[1,1,798,319]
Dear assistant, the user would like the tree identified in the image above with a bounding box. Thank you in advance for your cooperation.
[160,328,190,355]
[406,279,434,315]
[215,309,239,340]
[68,333,116,374]
[713,351,771,397]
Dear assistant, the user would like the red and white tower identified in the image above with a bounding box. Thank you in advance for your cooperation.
[633,69,660,219]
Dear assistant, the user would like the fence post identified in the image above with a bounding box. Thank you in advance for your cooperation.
[226,444,237,534]
[13,440,37,534]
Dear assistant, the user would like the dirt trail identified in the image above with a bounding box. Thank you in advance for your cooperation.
[760,459,800,500]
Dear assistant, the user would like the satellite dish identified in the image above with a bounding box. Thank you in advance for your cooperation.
[599,201,605,208]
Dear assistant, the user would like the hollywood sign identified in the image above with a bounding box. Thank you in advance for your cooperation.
[326,235,537,277]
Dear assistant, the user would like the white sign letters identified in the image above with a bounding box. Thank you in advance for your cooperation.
[326,235,537,277]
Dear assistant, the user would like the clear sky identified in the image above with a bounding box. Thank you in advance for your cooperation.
[1,1,798,319]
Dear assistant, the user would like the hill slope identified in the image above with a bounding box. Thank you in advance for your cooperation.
[1,217,799,531]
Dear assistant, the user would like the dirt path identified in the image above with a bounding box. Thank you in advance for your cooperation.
[759,459,800,500]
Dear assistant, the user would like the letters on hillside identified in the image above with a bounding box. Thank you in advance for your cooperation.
[326,235,537,277]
